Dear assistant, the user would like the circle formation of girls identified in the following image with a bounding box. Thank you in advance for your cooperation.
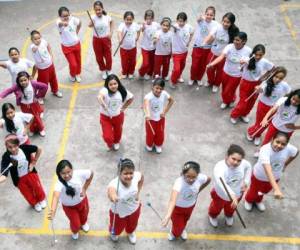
[0,0,299,245]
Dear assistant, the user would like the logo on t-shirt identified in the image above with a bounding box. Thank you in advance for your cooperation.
[280,107,295,121]
[229,52,240,64]
[150,101,160,113]
[271,162,282,172]
[182,190,196,201]
[97,25,107,35]
[227,173,242,188]
[108,99,122,112]
[200,25,208,35]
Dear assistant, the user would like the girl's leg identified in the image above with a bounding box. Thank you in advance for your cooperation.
[208,189,225,218]
[125,205,141,234]
[63,205,82,233]
[93,37,106,71]
[162,55,171,78]
[78,196,89,226]
[100,114,114,148]
[139,49,151,77]
[109,210,126,236]
[111,112,125,144]
[154,118,165,147]
[103,37,112,71]
[145,119,155,147]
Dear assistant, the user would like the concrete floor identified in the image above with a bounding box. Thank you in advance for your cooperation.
[0,0,299,249]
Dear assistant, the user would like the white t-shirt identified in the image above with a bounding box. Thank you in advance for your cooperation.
[173,174,208,208]
[210,24,229,56]
[99,87,133,117]
[11,149,29,178]
[0,112,32,145]
[172,23,194,54]
[254,143,298,181]
[259,81,291,106]
[54,169,92,206]
[108,171,142,218]
[154,30,172,55]
[223,44,252,77]
[213,159,252,201]
[91,14,112,38]
[5,58,35,84]
[272,97,300,133]
[144,90,170,121]
[56,16,80,46]
[194,20,218,48]
[141,22,160,51]
[21,83,34,104]
[242,58,274,81]
[118,22,141,50]
[30,39,52,69]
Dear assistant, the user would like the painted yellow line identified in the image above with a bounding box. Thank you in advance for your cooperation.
[280,4,300,8]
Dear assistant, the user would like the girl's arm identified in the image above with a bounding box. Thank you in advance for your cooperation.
[31,65,37,79]
[24,116,34,136]
[207,53,226,68]
[285,123,300,130]
[143,99,151,120]
[202,33,214,46]
[0,85,17,100]
[47,44,54,59]
[261,106,278,127]
[48,191,60,220]
[136,30,141,44]
[29,147,42,172]
[32,81,48,98]
[263,164,283,199]
[0,62,7,69]
[97,91,109,110]
[161,96,174,118]
[283,150,299,171]
[76,19,82,34]
[198,177,211,193]
[161,190,178,226]
[187,31,194,48]
[0,175,7,183]
[121,96,134,112]
[81,171,94,197]
[109,20,114,39]
[136,174,144,201]
[107,186,118,203]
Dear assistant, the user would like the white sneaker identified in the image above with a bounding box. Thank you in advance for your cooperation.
[34,203,42,212]
[107,71,113,76]
[164,76,169,81]
[128,232,137,244]
[188,80,195,86]
[113,143,120,151]
[144,74,151,80]
[40,112,44,119]
[53,91,63,98]
[110,233,119,242]
[225,216,234,226]
[178,78,184,83]
[81,223,90,232]
[241,116,250,123]
[72,233,79,240]
[212,86,219,93]
[169,82,176,89]
[220,103,227,109]
[204,82,209,87]
[128,74,134,79]
[39,199,47,209]
[121,74,127,79]
[145,145,153,152]
[39,130,46,137]
[69,76,76,82]
[197,81,203,86]
[209,216,218,228]
[38,98,44,105]
[102,72,108,80]
[180,229,188,240]
[230,118,238,124]
[254,137,261,146]
[155,145,162,154]
[256,202,266,212]
[246,132,253,141]
[229,102,235,108]
[28,132,34,137]
[75,75,81,82]
[253,150,259,158]
[244,201,253,211]
[168,230,176,241]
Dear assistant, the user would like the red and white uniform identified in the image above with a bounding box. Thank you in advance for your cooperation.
[245,142,298,203]
[5,58,35,84]
[57,16,81,77]
[171,23,194,84]
[139,22,160,77]
[171,174,208,237]
[91,14,112,72]
[191,19,218,81]
[208,159,251,218]
[144,90,170,147]
[54,169,92,233]
[108,171,142,235]
[99,87,133,148]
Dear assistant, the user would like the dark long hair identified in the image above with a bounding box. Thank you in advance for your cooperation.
[2,103,17,133]
[222,12,239,43]
[248,44,266,71]
[265,67,287,97]
[104,74,127,102]
[56,160,76,198]
[16,71,31,100]
[284,89,300,115]
[93,1,107,15]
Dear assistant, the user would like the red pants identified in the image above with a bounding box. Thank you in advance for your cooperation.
[145,118,165,147]
[109,204,141,235]
[20,102,44,132]
[171,52,188,84]
[37,64,58,94]
[231,79,261,119]
[208,189,242,218]
[62,197,89,233]
[247,101,272,138]
[120,47,137,75]
[153,54,171,78]
[245,174,277,203]
[171,205,195,237]
[261,121,293,146]
[100,112,124,148]
[93,36,112,71]
[61,42,81,77]
[17,172,46,206]
[139,49,155,77]
[190,48,210,81]
[221,71,241,105]
[206,52,225,87]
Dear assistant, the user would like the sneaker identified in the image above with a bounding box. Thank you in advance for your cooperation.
[128,74,134,79]
[246,132,253,141]
[110,233,119,242]
[230,118,238,124]
[38,98,44,105]
[40,112,44,119]
[225,216,234,226]
[107,146,113,152]
[256,202,266,212]
[53,91,63,98]
[155,145,162,154]
[164,76,169,81]
[107,71,113,76]
[169,82,176,89]
[39,130,46,137]
[212,86,219,93]
[144,74,151,80]
[220,103,227,109]
[69,76,76,82]
[102,72,108,80]
[254,137,261,146]
[145,145,153,152]
[203,82,209,87]
[208,216,218,228]
[253,150,259,158]
[113,143,120,151]
[81,223,90,232]
[75,75,81,83]
[121,74,127,79]
[168,230,176,241]
[178,78,184,83]
[180,229,188,240]
[39,199,47,209]
[34,203,42,212]
[28,132,34,137]
[72,233,79,240]
[229,102,235,108]
[244,201,253,211]
[197,81,203,86]
[241,116,250,123]
[188,80,195,86]
[128,232,137,244]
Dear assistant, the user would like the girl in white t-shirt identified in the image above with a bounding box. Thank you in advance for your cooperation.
[138,10,160,80]
[230,44,274,124]
[208,144,251,227]
[245,132,298,212]
[57,6,82,83]
[153,17,172,80]
[144,78,174,153]
[107,158,144,244]
[205,12,239,93]
[170,12,194,88]
[48,160,94,240]
[0,47,36,85]
[89,1,113,80]
[97,74,134,151]
[0,103,33,145]
[117,11,141,79]
[247,67,291,146]
[162,161,210,241]
[189,6,218,86]
[207,32,251,109]
[30,30,62,99]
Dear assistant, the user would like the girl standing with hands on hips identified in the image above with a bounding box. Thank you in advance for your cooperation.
[162,161,210,241]
[57,6,82,83]
[48,160,94,240]
[97,74,134,151]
